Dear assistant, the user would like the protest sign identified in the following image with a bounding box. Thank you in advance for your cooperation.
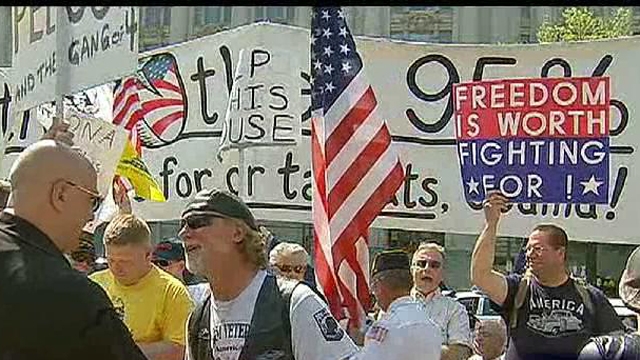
[59,108,127,196]
[218,48,302,160]
[11,6,138,112]
[453,77,610,204]
[2,23,640,243]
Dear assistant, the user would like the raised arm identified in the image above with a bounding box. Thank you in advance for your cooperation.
[470,192,509,306]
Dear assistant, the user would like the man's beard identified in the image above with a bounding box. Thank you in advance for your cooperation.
[185,251,207,277]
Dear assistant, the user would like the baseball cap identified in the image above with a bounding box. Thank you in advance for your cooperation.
[371,250,410,277]
[181,189,258,231]
[619,246,640,312]
[153,240,185,262]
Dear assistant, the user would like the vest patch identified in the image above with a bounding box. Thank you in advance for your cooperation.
[313,308,345,342]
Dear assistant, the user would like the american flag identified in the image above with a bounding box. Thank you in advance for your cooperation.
[311,7,405,329]
[112,53,187,153]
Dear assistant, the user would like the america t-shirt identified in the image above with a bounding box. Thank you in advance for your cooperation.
[500,274,624,360]
[188,270,358,360]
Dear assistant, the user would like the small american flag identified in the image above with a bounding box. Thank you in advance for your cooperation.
[112,53,187,153]
[311,7,405,329]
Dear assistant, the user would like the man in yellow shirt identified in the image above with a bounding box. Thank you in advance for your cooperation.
[90,214,194,360]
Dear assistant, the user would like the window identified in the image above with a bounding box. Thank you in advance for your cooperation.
[144,7,171,28]
[482,298,501,316]
[195,6,232,26]
[439,30,453,43]
[458,297,479,316]
[255,6,295,24]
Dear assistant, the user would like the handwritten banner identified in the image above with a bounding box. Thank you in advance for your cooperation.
[2,23,640,243]
[218,48,302,160]
[453,77,611,204]
[11,6,138,112]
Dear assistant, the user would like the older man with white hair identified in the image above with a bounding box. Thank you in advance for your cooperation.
[269,242,309,281]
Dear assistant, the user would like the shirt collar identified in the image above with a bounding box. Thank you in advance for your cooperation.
[0,211,69,265]
[411,286,442,302]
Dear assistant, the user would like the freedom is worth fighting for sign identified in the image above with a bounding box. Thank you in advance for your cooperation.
[453,77,611,204]
[1,23,639,243]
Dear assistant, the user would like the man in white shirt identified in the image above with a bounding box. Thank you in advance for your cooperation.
[411,242,473,360]
[352,250,442,360]
[181,189,358,360]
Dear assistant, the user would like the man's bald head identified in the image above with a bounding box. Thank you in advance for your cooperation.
[9,140,99,253]
[10,140,96,196]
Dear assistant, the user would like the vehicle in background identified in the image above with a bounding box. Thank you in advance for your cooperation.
[454,290,502,329]
[609,298,637,332]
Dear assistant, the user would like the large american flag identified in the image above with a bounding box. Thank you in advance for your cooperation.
[112,53,186,153]
[311,7,405,329]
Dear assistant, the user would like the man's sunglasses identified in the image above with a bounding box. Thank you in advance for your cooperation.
[412,259,442,270]
[180,214,225,230]
[153,259,172,267]
[65,181,102,212]
[275,264,306,274]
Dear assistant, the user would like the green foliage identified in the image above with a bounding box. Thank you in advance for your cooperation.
[537,7,633,43]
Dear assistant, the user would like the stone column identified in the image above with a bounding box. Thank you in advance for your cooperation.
[169,6,190,44]
[0,7,11,66]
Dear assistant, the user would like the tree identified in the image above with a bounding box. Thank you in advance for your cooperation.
[537,7,633,43]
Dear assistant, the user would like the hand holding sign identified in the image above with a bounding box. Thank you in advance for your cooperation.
[483,192,509,227]
[40,117,75,146]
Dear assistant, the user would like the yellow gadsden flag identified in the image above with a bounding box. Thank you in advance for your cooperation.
[115,140,166,202]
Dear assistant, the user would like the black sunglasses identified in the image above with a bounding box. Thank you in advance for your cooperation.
[275,264,306,274]
[180,214,224,230]
[153,259,171,267]
[65,181,103,212]
[412,259,442,270]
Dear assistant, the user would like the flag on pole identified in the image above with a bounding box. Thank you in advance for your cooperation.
[310,7,405,329]
[110,54,186,202]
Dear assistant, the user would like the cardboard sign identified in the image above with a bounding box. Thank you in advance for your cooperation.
[453,77,610,204]
[218,48,302,160]
[37,107,127,196]
[11,7,138,112]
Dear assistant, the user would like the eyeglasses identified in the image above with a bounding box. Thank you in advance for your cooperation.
[153,259,172,267]
[180,215,223,230]
[274,264,306,274]
[525,245,550,254]
[65,181,102,212]
[412,259,442,270]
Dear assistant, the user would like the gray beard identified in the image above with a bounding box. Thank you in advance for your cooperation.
[185,251,207,278]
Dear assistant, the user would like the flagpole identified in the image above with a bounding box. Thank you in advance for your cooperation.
[237,144,246,200]
[54,7,67,126]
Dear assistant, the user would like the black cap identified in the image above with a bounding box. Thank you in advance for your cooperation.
[371,250,410,277]
[153,240,185,261]
[181,189,258,231]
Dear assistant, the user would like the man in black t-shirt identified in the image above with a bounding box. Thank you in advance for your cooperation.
[579,246,640,360]
[470,192,624,360]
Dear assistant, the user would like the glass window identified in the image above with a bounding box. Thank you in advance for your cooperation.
[458,297,479,315]
[482,298,501,316]
[255,6,295,24]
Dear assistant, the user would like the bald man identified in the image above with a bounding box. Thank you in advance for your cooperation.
[0,140,146,360]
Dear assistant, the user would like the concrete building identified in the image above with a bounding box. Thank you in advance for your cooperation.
[138,6,640,51]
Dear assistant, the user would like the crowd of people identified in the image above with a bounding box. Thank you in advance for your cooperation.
[1,123,640,360]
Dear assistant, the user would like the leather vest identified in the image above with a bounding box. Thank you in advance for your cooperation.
[187,273,299,360]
